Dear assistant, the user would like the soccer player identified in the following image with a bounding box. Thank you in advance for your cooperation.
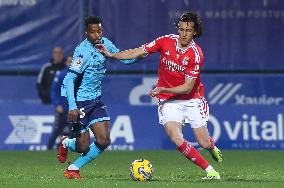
[96,12,223,180]
[58,16,135,179]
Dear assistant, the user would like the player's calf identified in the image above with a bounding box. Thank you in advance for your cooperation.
[75,143,90,153]
[95,136,111,151]
[178,141,210,170]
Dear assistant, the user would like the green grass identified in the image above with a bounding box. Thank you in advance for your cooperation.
[0,150,283,188]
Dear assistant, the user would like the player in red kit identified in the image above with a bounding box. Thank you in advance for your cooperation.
[97,12,223,180]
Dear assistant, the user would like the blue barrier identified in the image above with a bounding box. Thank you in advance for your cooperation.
[0,74,283,150]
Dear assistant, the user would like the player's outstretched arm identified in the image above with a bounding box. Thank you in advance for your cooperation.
[111,47,147,60]
[150,78,196,97]
[96,44,147,60]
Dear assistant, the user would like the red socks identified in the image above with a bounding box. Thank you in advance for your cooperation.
[178,141,209,170]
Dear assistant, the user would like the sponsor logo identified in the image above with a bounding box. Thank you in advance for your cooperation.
[72,59,83,70]
[5,115,54,144]
[235,94,283,105]
[0,0,37,6]
[190,71,199,75]
[129,78,158,106]
[208,82,283,105]
[108,115,134,151]
[162,57,186,73]
[208,83,242,105]
[5,115,134,151]
[90,115,135,151]
[200,113,284,149]
[130,80,283,106]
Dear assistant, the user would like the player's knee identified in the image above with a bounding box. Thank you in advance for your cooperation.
[96,136,111,151]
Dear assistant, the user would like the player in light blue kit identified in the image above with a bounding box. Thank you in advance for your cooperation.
[58,16,135,179]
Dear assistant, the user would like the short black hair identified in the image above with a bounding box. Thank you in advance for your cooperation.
[176,12,203,38]
[85,16,102,30]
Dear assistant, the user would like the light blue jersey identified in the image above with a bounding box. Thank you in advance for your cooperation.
[61,37,134,110]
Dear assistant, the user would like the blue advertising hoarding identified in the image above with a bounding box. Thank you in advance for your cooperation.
[0,74,283,150]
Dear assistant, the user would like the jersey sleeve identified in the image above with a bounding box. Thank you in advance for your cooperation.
[103,37,136,64]
[141,36,163,54]
[61,72,77,110]
[61,47,89,110]
[102,37,119,54]
[184,48,203,79]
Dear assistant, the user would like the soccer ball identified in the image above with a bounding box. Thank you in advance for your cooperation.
[130,159,154,181]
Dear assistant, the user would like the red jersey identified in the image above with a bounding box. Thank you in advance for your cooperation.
[142,34,205,100]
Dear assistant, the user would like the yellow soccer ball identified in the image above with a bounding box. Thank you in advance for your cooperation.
[130,159,154,181]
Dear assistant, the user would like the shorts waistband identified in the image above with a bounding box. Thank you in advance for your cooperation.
[76,96,102,106]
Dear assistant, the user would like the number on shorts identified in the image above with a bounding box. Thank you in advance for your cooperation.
[79,108,85,118]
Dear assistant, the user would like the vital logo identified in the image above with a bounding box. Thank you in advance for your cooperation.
[208,83,242,105]
[5,115,54,144]
[187,113,284,149]
[208,113,284,142]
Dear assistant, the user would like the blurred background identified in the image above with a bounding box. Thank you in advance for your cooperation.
[0,0,283,151]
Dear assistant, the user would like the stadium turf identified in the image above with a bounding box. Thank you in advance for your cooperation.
[0,150,283,188]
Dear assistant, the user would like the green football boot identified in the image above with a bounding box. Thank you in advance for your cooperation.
[202,169,221,180]
[210,146,223,163]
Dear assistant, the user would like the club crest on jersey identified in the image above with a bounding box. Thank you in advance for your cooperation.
[176,54,179,59]
[72,59,83,70]
[182,55,189,65]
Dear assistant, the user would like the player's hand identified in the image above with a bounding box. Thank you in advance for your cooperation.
[149,87,164,97]
[95,44,112,57]
[68,109,83,123]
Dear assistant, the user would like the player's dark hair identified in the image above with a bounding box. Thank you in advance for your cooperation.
[85,16,102,30]
[176,12,203,38]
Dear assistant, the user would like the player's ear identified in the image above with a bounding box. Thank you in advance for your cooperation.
[175,21,180,29]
